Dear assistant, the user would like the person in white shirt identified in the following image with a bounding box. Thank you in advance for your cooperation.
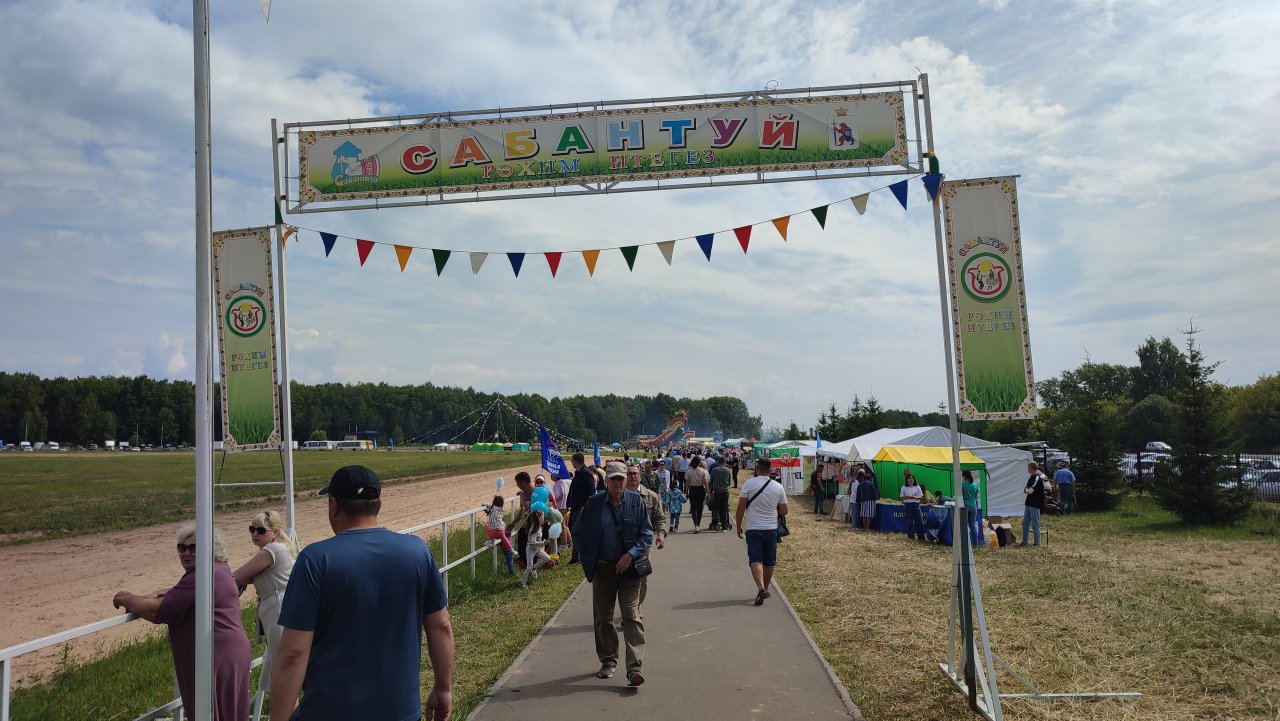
[656,460,671,492]
[735,458,789,606]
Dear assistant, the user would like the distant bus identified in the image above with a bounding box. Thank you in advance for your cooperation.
[334,440,374,451]
[302,440,337,450]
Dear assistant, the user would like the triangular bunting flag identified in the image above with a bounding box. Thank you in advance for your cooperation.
[470,252,487,275]
[259,0,271,22]
[890,180,909,210]
[274,200,283,225]
[696,233,714,261]
[811,206,828,229]
[545,252,563,278]
[356,239,374,266]
[657,241,675,266]
[851,193,869,215]
[734,225,752,253]
[922,174,943,203]
[281,226,296,242]
[320,232,337,257]
[620,246,638,271]
[508,253,525,277]
[432,249,451,276]
[394,245,413,272]
[772,216,790,241]
[582,249,600,277]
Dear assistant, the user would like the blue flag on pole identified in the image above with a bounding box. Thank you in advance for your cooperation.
[593,439,602,468]
[816,431,822,449]
[541,426,571,479]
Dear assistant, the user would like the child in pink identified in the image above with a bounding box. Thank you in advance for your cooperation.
[483,495,515,575]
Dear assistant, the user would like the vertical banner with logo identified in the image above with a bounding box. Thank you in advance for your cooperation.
[942,177,1037,420]
[213,227,281,450]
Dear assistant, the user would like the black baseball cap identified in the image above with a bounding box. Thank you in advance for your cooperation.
[320,465,382,499]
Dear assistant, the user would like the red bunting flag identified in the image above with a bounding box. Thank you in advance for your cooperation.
[734,225,751,253]
[356,239,375,266]
[545,252,563,278]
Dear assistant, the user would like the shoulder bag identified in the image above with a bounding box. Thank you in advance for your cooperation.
[745,480,791,541]
[607,500,652,579]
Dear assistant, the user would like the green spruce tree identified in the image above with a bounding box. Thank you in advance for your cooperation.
[1149,325,1253,524]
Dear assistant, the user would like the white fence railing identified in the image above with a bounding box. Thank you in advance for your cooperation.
[0,496,517,721]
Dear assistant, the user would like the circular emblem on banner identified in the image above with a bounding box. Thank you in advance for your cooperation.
[780,453,792,464]
[960,250,1012,303]
[225,295,265,338]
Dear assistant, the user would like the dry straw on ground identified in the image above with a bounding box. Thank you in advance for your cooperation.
[775,500,1280,721]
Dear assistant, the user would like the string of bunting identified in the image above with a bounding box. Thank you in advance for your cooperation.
[285,174,941,278]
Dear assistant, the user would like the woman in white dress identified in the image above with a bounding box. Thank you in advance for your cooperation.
[232,509,296,688]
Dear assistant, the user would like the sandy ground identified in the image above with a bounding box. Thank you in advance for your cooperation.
[0,462,545,685]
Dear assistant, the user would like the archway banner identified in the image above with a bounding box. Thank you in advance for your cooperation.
[942,177,1037,420]
[213,227,281,450]
[289,84,913,212]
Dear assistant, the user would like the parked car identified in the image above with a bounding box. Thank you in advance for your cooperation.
[1254,471,1280,502]
[1145,441,1173,452]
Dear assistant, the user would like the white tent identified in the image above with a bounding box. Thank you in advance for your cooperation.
[810,438,863,463]
[848,427,1033,518]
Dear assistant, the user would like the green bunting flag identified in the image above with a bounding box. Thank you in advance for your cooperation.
[432,249,451,276]
[620,245,638,271]
[811,205,828,229]
[274,201,283,226]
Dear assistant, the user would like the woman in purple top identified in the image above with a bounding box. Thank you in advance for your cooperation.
[113,522,251,720]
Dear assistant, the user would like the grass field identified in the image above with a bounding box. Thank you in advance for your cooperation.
[0,450,539,544]
[777,495,1280,720]
[9,522,582,720]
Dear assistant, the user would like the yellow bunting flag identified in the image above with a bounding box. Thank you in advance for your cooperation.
[394,245,413,272]
[582,249,601,277]
[657,241,675,266]
[771,216,790,241]
[851,193,869,215]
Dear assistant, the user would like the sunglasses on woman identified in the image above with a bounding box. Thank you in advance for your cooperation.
[176,543,196,553]
[249,525,269,535]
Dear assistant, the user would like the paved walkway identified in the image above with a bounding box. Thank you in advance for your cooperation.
[468,524,862,721]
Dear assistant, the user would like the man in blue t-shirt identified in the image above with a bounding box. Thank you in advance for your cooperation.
[272,465,454,721]
[1052,461,1077,515]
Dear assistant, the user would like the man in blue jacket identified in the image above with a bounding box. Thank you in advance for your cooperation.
[574,461,654,686]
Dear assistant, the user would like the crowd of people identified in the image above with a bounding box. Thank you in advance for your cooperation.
[107,446,1068,719]
[114,465,455,721]
[108,446,781,719]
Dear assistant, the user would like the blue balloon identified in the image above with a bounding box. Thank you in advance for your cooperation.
[531,487,550,505]
[496,476,505,491]
[548,522,562,539]
[532,501,549,515]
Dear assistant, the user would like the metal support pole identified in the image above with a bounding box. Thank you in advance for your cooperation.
[470,512,477,579]
[271,119,298,544]
[1,658,11,721]
[442,520,450,597]
[192,0,216,718]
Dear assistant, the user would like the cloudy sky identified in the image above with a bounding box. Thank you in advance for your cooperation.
[1,0,1277,431]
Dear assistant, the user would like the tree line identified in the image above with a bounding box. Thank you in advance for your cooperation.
[0,372,762,448]
[805,332,1275,523]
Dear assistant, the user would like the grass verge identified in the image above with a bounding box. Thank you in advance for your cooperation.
[776,493,1280,720]
[0,450,538,545]
[10,522,581,720]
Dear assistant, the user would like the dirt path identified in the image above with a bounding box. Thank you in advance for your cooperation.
[0,462,545,685]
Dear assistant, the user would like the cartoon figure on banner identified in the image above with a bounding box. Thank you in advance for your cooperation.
[226,296,264,338]
[828,107,860,149]
[961,251,1012,303]
[330,140,380,185]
